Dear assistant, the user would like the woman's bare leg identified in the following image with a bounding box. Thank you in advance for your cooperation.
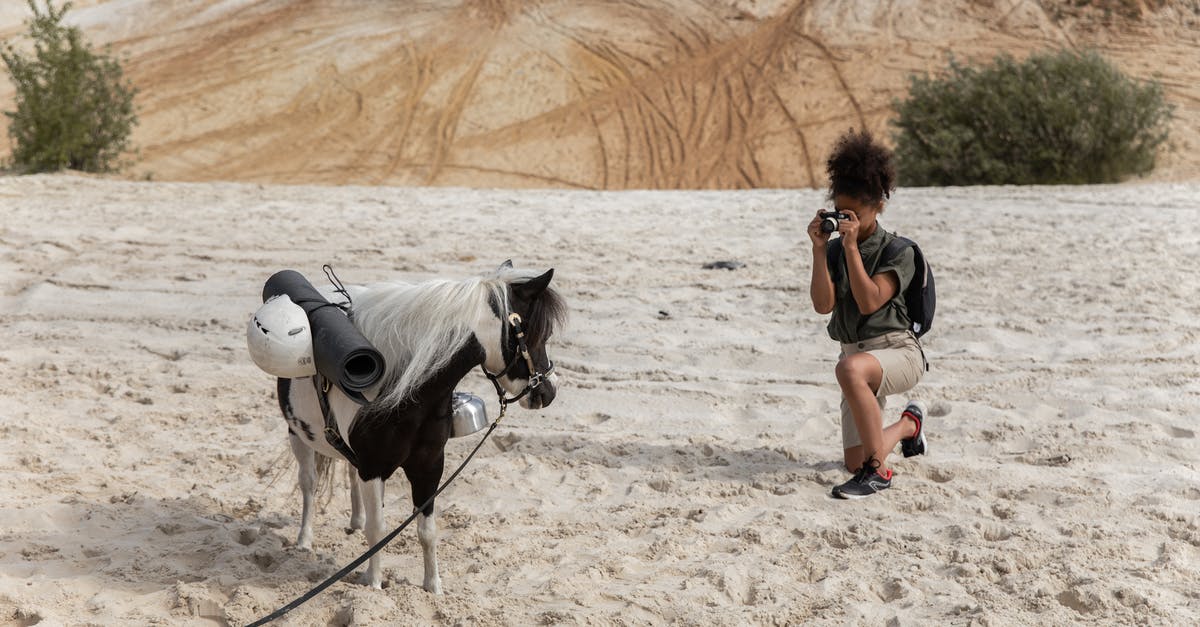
[837,353,917,473]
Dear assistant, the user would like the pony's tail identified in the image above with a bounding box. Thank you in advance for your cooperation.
[262,447,338,509]
[314,452,337,509]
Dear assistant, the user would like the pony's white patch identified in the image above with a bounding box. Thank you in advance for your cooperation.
[416,511,442,593]
[349,267,543,409]
[359,478,385,589]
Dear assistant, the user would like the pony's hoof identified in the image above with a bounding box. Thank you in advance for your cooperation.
[423,578,442,595]
[355,571,383,589]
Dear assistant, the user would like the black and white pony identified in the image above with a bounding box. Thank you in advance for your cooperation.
[276,261,565,592]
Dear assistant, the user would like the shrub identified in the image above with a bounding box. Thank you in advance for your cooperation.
[2,0,138,173]
[890,49,1173,186]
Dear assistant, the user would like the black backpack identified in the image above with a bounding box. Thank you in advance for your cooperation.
[827,235,935,338]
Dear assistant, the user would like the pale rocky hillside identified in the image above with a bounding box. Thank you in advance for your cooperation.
[1,0,1197,188]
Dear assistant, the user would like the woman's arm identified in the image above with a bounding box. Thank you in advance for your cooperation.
[844,249,899,314]
[839,214,899,315]
[808,210,835,314]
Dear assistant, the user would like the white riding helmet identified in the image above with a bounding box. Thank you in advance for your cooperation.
[246,295,317,378]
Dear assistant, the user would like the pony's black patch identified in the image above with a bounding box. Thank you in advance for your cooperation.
[346,339,484,515]
[278,378,315,441]
[490,276,566,378]
[294,418,315,442]
[518,281,567,350]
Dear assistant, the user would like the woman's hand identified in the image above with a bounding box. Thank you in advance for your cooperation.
[807,210,830,248]
[838,210,861,248]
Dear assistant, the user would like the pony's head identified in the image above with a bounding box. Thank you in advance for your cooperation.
[351,261,566,411]
[478,261,566,410]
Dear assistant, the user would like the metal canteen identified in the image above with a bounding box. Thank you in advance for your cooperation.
[450,392,489,438]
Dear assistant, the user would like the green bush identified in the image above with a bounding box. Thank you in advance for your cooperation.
[890,49,1173,186]
[2,0,138,173]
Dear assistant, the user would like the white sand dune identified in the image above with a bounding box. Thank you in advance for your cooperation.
[1,174,1198,624]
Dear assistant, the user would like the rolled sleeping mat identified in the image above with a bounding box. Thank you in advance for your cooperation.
[261,270,385,396]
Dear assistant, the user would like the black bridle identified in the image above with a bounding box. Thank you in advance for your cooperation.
[481,312,554,412]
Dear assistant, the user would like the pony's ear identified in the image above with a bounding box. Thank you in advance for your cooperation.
[498,259,514,271]
[513,269,554,299]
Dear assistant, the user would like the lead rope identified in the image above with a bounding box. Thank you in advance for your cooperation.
[245,402,507,627]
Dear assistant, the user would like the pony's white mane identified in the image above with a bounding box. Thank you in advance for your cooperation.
[349,266,537,409]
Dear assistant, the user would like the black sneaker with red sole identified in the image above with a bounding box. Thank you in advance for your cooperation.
[900,400,928,458]
[832,458,893,499]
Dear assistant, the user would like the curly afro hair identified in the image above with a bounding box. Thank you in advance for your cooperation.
[826,128,896,206]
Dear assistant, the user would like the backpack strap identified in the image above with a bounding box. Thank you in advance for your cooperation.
[882,236,915,263]
[882,236,926,300]
[825,235,910,282]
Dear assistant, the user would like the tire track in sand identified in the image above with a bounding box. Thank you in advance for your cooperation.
[428,51,490,185]
[87,0,1200,188]
[380,43,437,183]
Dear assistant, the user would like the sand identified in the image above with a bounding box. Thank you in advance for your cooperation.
[1,173,1199,625]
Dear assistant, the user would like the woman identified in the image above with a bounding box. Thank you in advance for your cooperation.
[808,128,928,499]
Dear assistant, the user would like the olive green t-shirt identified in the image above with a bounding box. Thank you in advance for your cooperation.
[826,225,916,343]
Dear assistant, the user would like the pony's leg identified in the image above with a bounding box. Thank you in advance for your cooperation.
[347,463,364,532]
[416,510,442,594]
[359,477,385,589]
[404,463,444,594]
[289,434,316,550]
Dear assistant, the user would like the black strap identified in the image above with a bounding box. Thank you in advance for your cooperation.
[826,235,913,283]
[478,312,553,406]
[881,236,915,264]
[322,264,352,307]
[314,374,360,469]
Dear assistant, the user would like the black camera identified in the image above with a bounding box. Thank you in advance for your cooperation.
[819,211,850,234]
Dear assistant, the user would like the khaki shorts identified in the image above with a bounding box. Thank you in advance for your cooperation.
[839,330,925,449]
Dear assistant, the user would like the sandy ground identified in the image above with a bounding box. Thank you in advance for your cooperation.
[1,174,1198,625]
[1,1,1198,188]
